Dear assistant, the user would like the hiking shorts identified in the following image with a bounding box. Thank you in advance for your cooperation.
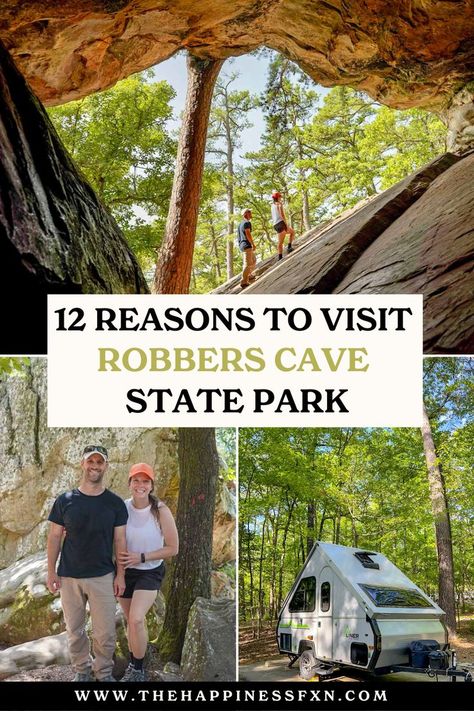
[121,563,166,598]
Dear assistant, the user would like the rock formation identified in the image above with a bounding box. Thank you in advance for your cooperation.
[1,2,473,353]
[0,40,148,355]
[216,151,474,354]
[180,597,236,682]
[1,1,473,114]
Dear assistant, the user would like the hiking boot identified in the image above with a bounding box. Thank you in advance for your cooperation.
[287,243,293,253]
[240,282,250,289]
[121,666,145,682]
[120,663,134,681]
[73,670,93,682]
[278,253,283,260]
[248,274,256,282]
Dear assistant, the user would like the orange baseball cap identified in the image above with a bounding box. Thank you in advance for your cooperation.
[129,462,154,481]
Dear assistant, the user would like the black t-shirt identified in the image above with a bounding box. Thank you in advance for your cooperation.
[237,219,252,251]
[48,489,128,578]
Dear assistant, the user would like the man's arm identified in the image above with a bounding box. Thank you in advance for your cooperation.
[244,226,255,249]
[113,525,127,596]
[46,522,64,594]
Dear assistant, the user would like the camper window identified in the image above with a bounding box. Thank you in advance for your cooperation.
[320,582,331,612]
[289,576,316,612]
[359,584,434,608]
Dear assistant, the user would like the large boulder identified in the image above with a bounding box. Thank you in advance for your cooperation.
[0,553,63,645]
[335,153,474,353]
[180,597,236,682]
[1,1,473,111]
[0,632,69,680]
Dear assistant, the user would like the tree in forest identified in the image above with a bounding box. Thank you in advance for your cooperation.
[301,86,379,217]
[261,54,318,232]
[207,73,256,280]
[421,403,456,635]
[191,165,228,292]
[159,428,220,663]
[48,72,176,269]
[299,86,447,222]
[422,357,474,634]
[360,106,447,189]
[154,54,224,294]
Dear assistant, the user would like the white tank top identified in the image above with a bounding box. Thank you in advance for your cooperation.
[125,498,164,570]
[271,202,284,226]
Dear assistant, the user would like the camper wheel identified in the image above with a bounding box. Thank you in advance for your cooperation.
[299,649,318,680]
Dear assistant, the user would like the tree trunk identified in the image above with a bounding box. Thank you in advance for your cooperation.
[421,403,456,636]
[159,428,219,663]
[277,500,295,614]
[297,141,311,232]
[154,54,224,294]
[225,114,235,280]
[306,500,315,557]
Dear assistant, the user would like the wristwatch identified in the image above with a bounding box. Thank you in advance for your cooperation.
[140,553,146,563]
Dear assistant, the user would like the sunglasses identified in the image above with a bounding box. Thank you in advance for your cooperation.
[83,445,108,457]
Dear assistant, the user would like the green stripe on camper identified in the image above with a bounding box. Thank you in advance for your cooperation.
[280,622,310,629]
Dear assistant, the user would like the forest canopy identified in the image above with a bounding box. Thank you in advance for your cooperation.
[239,358,473,629]
[47,52,447,291]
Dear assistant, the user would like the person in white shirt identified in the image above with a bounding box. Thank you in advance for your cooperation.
[271,191,295,260]
[118,462,179,682]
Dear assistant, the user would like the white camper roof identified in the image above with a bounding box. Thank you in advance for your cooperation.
[288,541,444,619]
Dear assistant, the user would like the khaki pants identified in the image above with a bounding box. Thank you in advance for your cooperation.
[60,572,116,679]
[241,248,256,285]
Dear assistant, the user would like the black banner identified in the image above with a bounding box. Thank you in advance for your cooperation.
[0,681,471,711]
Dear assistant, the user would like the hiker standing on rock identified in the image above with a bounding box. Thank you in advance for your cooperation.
[271,191,295,260]
[237,208,257,288]
[118,463,179,682]
[46,445,128,682]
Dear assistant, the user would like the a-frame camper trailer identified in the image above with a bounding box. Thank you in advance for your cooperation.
[277,542,471,681]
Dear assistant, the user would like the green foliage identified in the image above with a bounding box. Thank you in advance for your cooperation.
[47,54,447,288]
[239,360,473,623]
[48,71,177,271]
[0,358,29,377]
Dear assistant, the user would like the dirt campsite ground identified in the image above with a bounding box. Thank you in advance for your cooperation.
[239,616,474,683]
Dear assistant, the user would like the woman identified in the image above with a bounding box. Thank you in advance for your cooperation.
[271,191,295,259]
[118,462,179,682]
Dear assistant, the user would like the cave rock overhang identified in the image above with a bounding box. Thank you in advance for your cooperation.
[1,0,474,110]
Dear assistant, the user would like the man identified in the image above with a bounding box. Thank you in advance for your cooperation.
[271,191,295,260]
[236,208,257,288]
[47,445,128,682]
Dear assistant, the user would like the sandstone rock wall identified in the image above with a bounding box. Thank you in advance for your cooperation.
[1,1,474,111]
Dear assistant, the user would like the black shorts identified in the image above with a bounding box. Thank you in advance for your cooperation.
[274,220,287,233]
[121,563,166,598]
